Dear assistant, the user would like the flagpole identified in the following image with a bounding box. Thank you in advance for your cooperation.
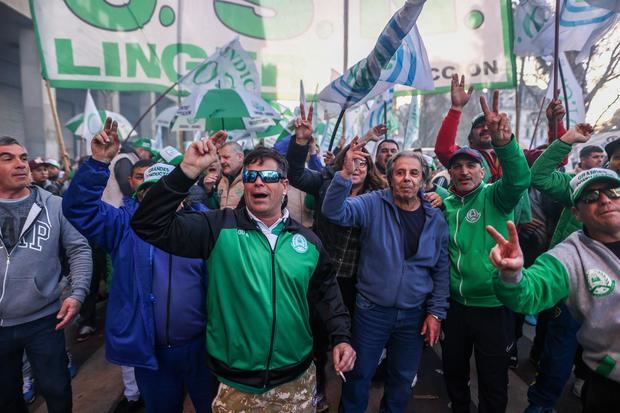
[552,0,561,139]
[383,101,388,140]
[515,57,526,141]
[558,60,571,130]
[529,97,547,150]
[328,108,346,151]
[44,81,71,175]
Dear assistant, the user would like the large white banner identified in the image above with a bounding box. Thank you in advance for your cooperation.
[31,0,515,99]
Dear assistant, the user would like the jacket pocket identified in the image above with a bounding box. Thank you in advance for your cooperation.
[1,278,54,319]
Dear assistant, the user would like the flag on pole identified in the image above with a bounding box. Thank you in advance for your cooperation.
[514,0,619,59]
[76,90,103,155]
[179,38,260,117]
[362,90,394,135]
[546,52,586,129]
[404,94,421,149]
[318,0,432,108]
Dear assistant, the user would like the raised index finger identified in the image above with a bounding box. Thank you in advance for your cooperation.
[486,225,508,246]
[300,103,306,121]
[307,104,314,124]
[104,117,112,132]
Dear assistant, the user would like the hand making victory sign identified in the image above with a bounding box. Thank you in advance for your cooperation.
[180,130,228,179]
[480,90,512,147]
[91,117,120,163]
[294,103,314,146]
[340,136,368,179]
[486,221,524,281]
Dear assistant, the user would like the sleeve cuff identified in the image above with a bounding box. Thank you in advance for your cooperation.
[87,157,112,171]
[498,270,523,285]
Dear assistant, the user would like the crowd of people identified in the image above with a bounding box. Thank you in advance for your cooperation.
[0,73,619,413]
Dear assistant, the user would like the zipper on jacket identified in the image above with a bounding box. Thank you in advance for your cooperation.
[0,252,9,325]
[166,254,173,347]
[454,197,466,305]
[262,236,279,388]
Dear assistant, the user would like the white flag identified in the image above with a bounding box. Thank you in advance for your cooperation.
[179,38,260,117]
[76,90,103,154]
[546,53,586,129]
[514,0,619,60]
[318,0,432,108]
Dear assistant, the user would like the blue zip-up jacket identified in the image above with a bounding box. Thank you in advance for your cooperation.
[62,158,207,369]
[322,172,450,318]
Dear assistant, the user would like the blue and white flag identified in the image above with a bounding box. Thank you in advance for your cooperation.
[546,52,586,129]
[514,0,619,60]
[318,0,432,108]
[362,89,393,135]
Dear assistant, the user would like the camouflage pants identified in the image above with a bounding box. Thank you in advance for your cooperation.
[212,364,316,413]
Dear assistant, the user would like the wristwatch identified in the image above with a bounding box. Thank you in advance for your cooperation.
[429,313,442,322]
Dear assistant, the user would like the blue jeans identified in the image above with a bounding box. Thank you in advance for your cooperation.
[340,294,425,413]
[0,314,71,413]
[135,335,216,413]
[528,302,580,408]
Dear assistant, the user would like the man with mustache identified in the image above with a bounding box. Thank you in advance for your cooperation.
[322,138,449,412]
[205,142,245,209]
[440,92,531,413]
[488,167,620,412]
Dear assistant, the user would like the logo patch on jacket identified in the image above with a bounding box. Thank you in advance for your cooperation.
[291,234,308,253]
[465,208,481,224]
[586,269,615,297]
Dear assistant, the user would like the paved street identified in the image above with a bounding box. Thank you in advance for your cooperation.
[27,306,581,413]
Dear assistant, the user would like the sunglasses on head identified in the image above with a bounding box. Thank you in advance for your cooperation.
[578,186,620,204]
[242,170,283,184]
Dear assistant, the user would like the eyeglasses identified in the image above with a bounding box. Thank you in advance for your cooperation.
[242,170,283,184]
[578,187,620,204]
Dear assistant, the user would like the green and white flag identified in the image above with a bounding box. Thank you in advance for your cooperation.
[76,90,103,154]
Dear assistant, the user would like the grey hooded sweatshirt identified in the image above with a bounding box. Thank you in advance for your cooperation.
[493,231,620,383]
[0,186,92,327]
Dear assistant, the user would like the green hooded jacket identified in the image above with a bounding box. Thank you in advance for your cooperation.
[443,137,531,307]
[530,139,581,248]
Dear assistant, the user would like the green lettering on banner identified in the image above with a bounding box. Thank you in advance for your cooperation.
[55,38,100,75]
[161,44,208,82]
[102,42,121,77]
[126,43,161,78]
[64,0,157,32]
[214,0,313,40]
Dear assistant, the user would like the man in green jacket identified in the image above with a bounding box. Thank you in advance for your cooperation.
[488,167,620,412]
[131,133,355,412]
[441,91,531,413]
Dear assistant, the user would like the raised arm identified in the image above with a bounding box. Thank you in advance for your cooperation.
[487,222,570,315]
[523,98,568,165]
[131,132,228,259]
[530,123,594,207]
[481,92,531,214]
[434,74,473,167]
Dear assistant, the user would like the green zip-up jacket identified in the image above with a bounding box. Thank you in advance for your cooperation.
[493,231,620,383]
[131,167,351,394]
[530,138,581,248]
[443,137,531,307]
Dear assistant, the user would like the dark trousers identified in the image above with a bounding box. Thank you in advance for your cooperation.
[582,369,620,412]
[442,301,514,413]
[527,302,581,408]
[79,246,107,328]
[0,314,71,413]
[134,335,216,413]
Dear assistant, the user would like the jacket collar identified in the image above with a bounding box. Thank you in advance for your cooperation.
[234,207,303,233]
[450,182,485,200]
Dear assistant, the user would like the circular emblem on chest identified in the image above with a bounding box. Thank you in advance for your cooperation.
[586,269,615,297]
[291,234,308,254]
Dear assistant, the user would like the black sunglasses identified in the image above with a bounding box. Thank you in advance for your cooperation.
[579,186,620,204]
[242,170,283,184]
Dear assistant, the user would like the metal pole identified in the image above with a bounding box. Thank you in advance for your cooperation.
[552,0,562,139]
[328,108,346,151]
[383,101,388,139]
[44,81,71,174]
[530,97,547,150]
[515,57,525,141]
[558,60,570,130]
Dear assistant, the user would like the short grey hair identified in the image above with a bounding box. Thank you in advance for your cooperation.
[385,151,429,186]
[221,141,244,155]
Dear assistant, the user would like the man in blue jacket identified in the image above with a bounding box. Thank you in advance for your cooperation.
[62,119,214,413]
[322,138,450,412]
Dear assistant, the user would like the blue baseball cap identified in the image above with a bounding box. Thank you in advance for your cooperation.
[448,147,484,168]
